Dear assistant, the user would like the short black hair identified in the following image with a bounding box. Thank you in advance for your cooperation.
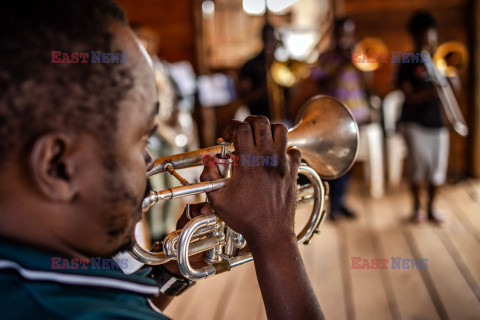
[407,11,437,36]
[0,0,133,169]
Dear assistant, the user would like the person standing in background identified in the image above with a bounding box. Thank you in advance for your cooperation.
[239,23,278,119]
[396,11,456,223]
[310,17,372,221]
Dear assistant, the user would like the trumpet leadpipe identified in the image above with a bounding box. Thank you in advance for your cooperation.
[142,178,230,212]
[147,145,235,177]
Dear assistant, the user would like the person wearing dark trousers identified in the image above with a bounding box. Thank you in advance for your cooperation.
[396,11,457,223]
[311,17,372,220]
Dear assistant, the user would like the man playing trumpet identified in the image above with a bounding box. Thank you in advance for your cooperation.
[0,1,323,319]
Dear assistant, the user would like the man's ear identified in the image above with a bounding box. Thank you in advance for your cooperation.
[29,132,77,201]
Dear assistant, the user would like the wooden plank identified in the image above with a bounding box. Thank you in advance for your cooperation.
[465,179,480,206]
[305,221,349,320]
[365,193,439,319]
[341,187,395,320]
[166,267,239,320]
[218,263,263,320]
[256,299,267,320]
[435,188,480,300]
[391,191,480,319]
[442,183,480,244]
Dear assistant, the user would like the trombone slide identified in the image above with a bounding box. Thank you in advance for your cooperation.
[421,50,468,136]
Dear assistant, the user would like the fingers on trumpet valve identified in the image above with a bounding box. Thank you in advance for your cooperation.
[220,120,253,153]
[243,116,273,148]
[287,148,302,170]
[271,123,288,153]
[200,155,222,181]
[176,202,215,229]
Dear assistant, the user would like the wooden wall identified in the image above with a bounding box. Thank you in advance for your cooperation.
[116,0,195,65]
[474,0,480,177]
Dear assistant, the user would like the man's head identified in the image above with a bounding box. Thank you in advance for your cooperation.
[0,1,158,258]
[408,11,438,52]
[334,17,356,52]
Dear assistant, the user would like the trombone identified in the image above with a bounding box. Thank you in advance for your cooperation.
[129,95,359,280]
[422,41,469,136]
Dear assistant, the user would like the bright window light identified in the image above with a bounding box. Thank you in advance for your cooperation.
[175,134,188,147]
[266,0,299,13]
[202,0,215,17]
[284,32,317,60]
[243,0,266,15]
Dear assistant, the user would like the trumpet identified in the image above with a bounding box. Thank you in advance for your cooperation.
[129,95,359,280]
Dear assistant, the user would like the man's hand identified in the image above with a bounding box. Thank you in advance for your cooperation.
[200,116,301,249]
[200,116,324,320]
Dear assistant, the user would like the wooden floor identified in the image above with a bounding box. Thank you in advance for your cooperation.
[164,179,480,320]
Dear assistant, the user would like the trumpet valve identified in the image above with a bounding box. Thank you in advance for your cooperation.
[215,138,233,178]
[204,229,224,263]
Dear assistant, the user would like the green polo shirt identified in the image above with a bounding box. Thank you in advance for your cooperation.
[0,240,169,319]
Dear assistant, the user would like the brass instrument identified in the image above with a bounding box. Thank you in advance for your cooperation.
[269,27,321,88]
[433,41,469,77]
[352,37,389,72]
[422,43,469,136]
[267,27,322,121]
[129,95,359,280]
[270,59,312,88]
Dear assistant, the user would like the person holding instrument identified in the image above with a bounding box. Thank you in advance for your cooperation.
[239,23,278,119]
[396,11,458,223]
[0,1,323,319]
[310,17,371,221]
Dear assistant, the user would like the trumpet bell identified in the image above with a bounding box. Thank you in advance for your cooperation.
[433,41,469,77]
[289,95,359,179]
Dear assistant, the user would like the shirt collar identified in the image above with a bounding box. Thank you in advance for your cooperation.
[0,239,159,296]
